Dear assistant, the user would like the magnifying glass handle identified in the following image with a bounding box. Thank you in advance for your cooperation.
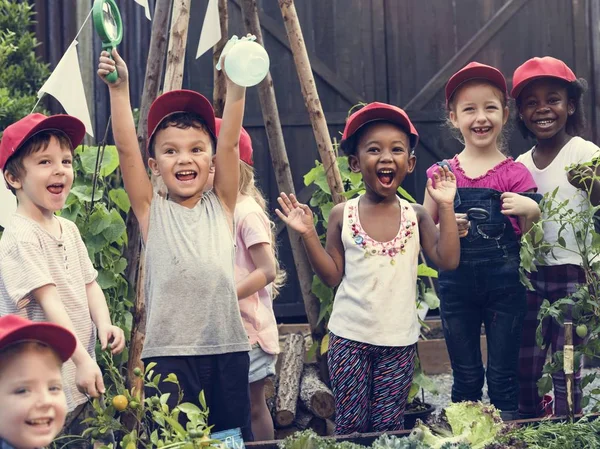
[106,68,118,83]
[105,48,118,83]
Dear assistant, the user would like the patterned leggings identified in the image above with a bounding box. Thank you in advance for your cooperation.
[327,332,416,435]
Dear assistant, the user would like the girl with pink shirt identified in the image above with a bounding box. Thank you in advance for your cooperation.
[215,119,284,441]
[423,62,541,421]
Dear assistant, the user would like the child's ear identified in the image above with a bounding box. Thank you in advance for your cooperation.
[148,158,161,177]
[567,99,576,116]
[4,171,21,191]
[502,106,510,125]
[449,110,459,128]
[210,155,216,173]
[348,154,361,173]
[407,153,417,174]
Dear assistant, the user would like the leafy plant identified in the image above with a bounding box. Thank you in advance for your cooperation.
[0,0,49,134]
[58,144,134,367]
[54,352,219,449]
[520,157,600,412]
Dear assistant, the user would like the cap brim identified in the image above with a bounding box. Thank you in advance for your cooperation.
[20,115,86,152]
[511,75,571,99]
[345,108,419,149]
[446,66,507,104]
[0,321,77,362]
[147,90,216,148]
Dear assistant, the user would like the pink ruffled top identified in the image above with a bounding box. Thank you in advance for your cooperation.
[426,155,537,236]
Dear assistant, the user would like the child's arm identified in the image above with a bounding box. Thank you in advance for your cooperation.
[276,193,345,287]
[98,50,153,240]
[33,284,105,397]
[86,281,125,355]
[214,77,246,217]
[500,192,541,234]
[236,243,276,299]
[417,167,460,270]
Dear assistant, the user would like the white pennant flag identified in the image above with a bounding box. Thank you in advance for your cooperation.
[0,173,17,229]
[134,0,151,20]
[196,0,221,59]
[38,41,94,137]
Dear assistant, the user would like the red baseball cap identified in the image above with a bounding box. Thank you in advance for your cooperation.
[445,62,507,106]
[147,90,216,149]
[511,56,577,99]
[0,315,77,362]
[0,113,85,171]
[342,102,419,149]
[215,118,253,166]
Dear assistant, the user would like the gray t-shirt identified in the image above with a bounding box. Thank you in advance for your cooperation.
[141,190,250,359]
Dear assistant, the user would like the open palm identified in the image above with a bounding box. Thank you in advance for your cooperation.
[427,166,457,206]
[276,193,315,236]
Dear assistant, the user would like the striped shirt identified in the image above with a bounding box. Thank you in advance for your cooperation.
[0,214,98,411]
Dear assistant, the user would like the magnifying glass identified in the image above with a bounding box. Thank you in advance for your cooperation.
[92,0,123,83]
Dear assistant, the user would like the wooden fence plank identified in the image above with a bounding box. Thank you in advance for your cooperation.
[404,0,531,110]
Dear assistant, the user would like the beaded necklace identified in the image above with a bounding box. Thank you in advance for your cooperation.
[348,197,416,265]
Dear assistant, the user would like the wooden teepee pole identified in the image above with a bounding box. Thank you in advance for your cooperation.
[240,0,324,337]
[125,0,172,399]
[213,0,229,117]
[277,0,345,205]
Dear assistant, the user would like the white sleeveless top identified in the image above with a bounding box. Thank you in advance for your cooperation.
[328,195,420,347]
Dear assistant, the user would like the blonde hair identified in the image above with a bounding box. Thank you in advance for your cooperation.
[239,161,287,298]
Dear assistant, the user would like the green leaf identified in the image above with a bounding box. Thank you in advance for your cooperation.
[79,145,120,177]
[113,257,127,275]
[417,264,438,278]
[108,188,131,213]
[303,162,322,186]
[177,402,202,416]
[320,334,330,355]
[102,209,126,243]
[537,375,553,397]
[71,184,103,203]
[159,393,171,405]
[397,186,416,203]
[319,201,334,225]
[163,415,186,437]
[199,390,207,410]
[88,205,110,235]
[163,373,178,384]
[311,275,333,303]
[97,270,117,289]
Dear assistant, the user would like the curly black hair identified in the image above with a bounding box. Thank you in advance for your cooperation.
[514,78,588,139]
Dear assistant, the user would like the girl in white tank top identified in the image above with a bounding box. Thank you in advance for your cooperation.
[276,103,460,434]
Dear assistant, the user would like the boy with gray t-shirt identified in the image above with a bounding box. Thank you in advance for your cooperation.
[98,48,252,439]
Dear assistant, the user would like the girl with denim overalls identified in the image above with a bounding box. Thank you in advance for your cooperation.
[277,103,460,434]
[423,62,542,421]
[512,57,600,417]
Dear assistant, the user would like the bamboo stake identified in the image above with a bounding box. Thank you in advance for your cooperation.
[240,0,324,337]
[564,321,574,421]
[277,0,345,205]
[213,0,229,117]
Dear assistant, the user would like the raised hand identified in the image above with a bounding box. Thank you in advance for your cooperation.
[426,165,457,206]
[275,193,315,236]
[97,48,128,88]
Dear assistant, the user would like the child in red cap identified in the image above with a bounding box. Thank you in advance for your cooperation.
[213,118,284,440]
[0,315,76,449]
[423,62,542,421]
[512,56,600,418]
[0,114,125,433]
[277,102,460,434]
[98,48,252,439]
